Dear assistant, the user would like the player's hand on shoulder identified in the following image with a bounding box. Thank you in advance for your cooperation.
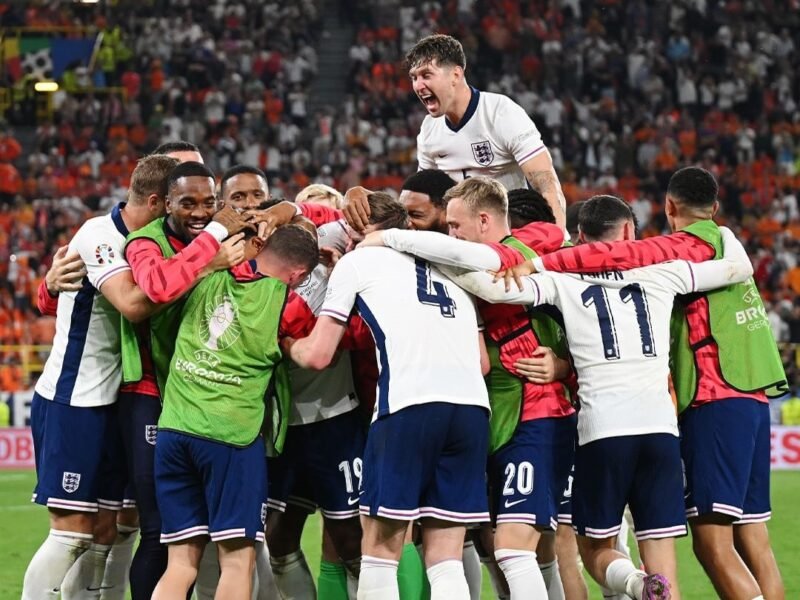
[343,186,372,233]
[355,230,386,249]
[493,259,537,292]
[46,245,87,294]
[244,201,297,238]
[213,204,257,236]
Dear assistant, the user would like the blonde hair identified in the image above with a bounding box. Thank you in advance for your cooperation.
[443,176,508,217]
[295,184,344,209]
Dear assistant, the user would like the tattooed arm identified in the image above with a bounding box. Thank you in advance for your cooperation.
[520,150,567,231]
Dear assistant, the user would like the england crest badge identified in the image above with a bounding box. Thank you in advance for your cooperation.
[62,472,81,493]
[471,140,494,166]
[145,425,158,446]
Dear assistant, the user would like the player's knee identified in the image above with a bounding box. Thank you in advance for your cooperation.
[49,507,95,535]
[495,523,539,551]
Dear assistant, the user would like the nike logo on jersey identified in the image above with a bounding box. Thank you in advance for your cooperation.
[347,496,360,506]
[437,153,447,158]
[504,499,526,509]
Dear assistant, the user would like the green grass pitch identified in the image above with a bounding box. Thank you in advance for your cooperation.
[2,469,798,598]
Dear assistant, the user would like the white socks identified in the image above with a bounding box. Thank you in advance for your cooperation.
[61,541,113,599]
[270,550,317,599]
[253,541,279,600]
[427,559,469,600]
[99,525,138,600]
[357,555,399,600]
[540,559,565,600]
[495,549,547,599]
[605,558,646,599]
[462,541,482,599]
[22,529,93,600]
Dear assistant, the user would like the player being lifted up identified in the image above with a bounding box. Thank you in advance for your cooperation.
[398,195,755,600]
[409,34,565,228]
[283,192,492,600]
[344,35,567,234]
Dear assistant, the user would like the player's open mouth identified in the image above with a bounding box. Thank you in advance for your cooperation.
[419,93,438,110]
[187,221,208,234]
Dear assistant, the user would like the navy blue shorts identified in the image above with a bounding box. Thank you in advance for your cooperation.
[155,430,267,544]
[118,391,161,512]
[360,402,490,523]
[681,399,771,523]
[31,392,126,512]
[573,433,686,541]
[557,464,575,525]
[267,408,366,520]
[488,415,576,531]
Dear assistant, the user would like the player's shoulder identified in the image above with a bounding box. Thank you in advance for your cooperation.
[479,90,524,115]
[72,213,121,249]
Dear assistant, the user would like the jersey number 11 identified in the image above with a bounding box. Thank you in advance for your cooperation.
[581,283,656,361]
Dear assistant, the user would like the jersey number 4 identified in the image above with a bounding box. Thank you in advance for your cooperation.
[415,258,456,318]
[581,283,655,360]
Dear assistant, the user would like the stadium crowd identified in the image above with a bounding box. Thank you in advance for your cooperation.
[1,0,798,394]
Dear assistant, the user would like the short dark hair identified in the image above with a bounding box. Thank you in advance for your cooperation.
[406,34,466,71]
[566,201,585,236]
[128,154,179,205]
[367,192,409,230]
[507,188,556,228]
[166,161,216,196]
[152,141,200,155]
[265,224,319,275]
[220,164,268,196]
[667,167,719,209]
[578,195,633,241]
[401,169,457,209]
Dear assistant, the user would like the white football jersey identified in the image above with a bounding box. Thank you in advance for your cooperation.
[510,263,698,444]
[289,256,359,426]
[416,88,546,191]
[320,247,488,419]
[36,204,132,407]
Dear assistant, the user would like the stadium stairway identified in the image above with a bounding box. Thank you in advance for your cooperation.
[307,0,356,115]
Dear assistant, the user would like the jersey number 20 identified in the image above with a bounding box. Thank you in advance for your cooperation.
[581,283,655,360]
[415,258,456,318]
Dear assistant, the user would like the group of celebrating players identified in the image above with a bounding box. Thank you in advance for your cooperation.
[20,34,787,600]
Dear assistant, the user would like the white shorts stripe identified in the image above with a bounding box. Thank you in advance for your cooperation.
[712,502,744,518]
[160,525,209,543]
[321,508,359,520]
[210,528,247,542]
[583,525,622,539]
[46,498,99,513]
[634,525,687,540]
[736,511,771,524]
[496,513,537,525]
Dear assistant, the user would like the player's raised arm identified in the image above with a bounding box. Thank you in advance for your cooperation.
[689,227,754,292]
[519,150,566,231]
[360,228,503,271]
